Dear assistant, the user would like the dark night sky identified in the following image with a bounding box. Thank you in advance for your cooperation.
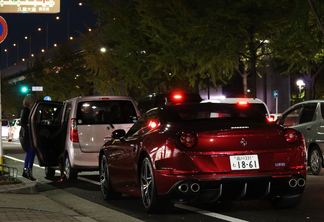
[0,0,96,68]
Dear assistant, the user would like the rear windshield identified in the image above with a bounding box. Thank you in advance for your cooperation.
[77,100,138,125]
[163,103,268,122]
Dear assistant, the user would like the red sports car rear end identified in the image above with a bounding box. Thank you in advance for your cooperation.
[99,97,306,212]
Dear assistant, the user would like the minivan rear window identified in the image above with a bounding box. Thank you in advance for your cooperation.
[77,100,137,125]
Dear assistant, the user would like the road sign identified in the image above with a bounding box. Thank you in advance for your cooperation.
[32,86,43,92]
[0,0,60,14]
[44,96,52,101]
[273,90,279,98]
[0,16,8,44]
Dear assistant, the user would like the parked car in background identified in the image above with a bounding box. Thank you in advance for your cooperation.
[8,119,21,142]
[2,119,10,140]
[278,100,324,175]
[29,96,140,180]
[99,92,306,212]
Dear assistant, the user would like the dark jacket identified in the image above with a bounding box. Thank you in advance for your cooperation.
[19,107,31,151]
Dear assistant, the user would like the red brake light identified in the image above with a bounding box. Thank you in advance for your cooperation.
[237,101,249,107]
[148,119,159,130]
[70,118,79,143]
[284,129,298,143]
[169,91,185,104]
[179,131,197,148]
[267,116,275,123]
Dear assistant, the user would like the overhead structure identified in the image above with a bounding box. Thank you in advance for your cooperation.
[0,0,60,14]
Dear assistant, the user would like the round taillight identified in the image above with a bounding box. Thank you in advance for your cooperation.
[284,129,298,143]
[148,119,160,130]
[179,131,197,148]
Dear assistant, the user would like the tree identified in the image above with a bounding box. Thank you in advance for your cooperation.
[25,44,93,101]
[271,0,324,100]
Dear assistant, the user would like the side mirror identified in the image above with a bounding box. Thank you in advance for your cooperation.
[112,129,126,140]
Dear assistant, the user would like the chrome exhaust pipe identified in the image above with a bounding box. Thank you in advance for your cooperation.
[297,178,306,187]
[178,183,189,193]
[288,179,297,188]
[190,183,200,193]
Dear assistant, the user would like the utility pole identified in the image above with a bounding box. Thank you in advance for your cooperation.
[0,47,3,166]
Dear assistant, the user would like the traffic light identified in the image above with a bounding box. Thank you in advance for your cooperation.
[20,85,29,94]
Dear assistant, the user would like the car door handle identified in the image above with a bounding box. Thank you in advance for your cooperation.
[306,127,311,131]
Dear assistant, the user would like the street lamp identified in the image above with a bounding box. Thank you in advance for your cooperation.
[100,47,107,53]
[3,49,8,68]
[296,79,306,100]
[24,35,32,56]
[37,24,49,49]
[12,43,19,63]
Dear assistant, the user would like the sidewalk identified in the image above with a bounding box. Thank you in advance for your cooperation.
[0,176,97,222]
[0,174,143,222]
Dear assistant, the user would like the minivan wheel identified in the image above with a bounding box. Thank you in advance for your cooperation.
[45,167,56,179]
[100,155,119,200]
[309,148,322,175]
[64,155,78,180]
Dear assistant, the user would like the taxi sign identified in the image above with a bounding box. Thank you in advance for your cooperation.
[0,0,60,14]
[0,16,8,44]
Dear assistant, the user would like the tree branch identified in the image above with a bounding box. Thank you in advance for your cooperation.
[308,0,324,36]
[314,62,324,78]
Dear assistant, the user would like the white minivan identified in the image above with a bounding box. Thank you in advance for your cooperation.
[29,96,140,179]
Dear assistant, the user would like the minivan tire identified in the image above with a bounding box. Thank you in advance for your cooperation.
[64,155,78,180]
[45,167,56,179]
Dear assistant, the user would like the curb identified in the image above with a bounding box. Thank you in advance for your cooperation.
[0,175,37,194]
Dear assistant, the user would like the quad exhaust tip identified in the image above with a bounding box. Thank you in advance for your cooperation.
[178,183,201,193]
[178,183,189,193]
[288,178,305,188]
[288,179,297,188]
[190,183,200,193]
[297,178,306,187]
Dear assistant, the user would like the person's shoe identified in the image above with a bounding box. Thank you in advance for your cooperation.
[27,169,36,181]
[22,168,28,179]
[56,174,66,183]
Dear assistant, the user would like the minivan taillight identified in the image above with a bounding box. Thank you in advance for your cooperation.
[70,118,79,143]
[179,131,197,148]
[284,129,298,143]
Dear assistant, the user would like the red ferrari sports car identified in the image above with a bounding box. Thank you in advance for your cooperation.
[99,93,306,212]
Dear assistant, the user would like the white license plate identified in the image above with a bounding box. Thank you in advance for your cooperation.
[230,155,260,170]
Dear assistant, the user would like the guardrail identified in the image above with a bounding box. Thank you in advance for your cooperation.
[0,164,18,183]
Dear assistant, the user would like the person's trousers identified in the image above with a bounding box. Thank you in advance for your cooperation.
[24,148,35,169]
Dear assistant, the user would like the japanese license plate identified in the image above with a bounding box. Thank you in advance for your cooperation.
[230,155,260,170]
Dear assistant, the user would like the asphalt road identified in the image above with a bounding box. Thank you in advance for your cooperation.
[2,140,324,222]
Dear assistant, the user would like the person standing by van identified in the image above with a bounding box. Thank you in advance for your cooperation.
[19,94,36,181]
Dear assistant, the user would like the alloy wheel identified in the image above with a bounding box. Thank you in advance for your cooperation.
[100,157,109,197]
[310,149,321,175]
[141,158,154,208]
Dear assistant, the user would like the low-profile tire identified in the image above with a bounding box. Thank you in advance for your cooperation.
[64,155,78,180]
[45,167,56,179]
[140,157,170,213]
[271,195,302,208]
[309,147,323,175]
[99,155,120,200]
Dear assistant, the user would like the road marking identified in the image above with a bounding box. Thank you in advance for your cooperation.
[4,155,100,185]
[175,204,249,222]
[78,177,101,186]
[4,155,45,169]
